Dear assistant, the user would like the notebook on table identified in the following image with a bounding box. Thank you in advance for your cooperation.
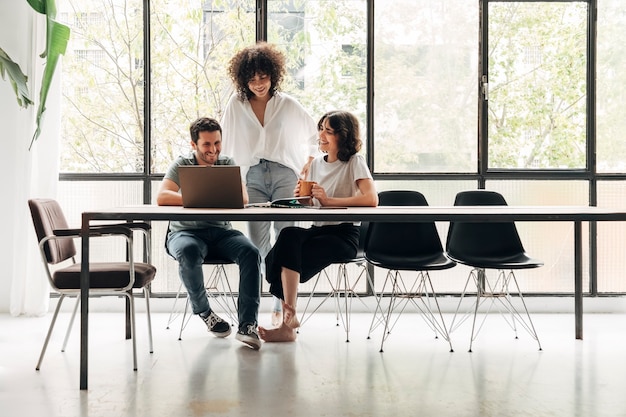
[246,196,347,209]
[246,196,313,208]
[178,165,244,209]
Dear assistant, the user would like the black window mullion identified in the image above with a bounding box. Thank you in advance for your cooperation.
[257,0,267,41]
[143,0,152,204]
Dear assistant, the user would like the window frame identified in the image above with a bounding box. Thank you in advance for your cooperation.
[60,0,626,297]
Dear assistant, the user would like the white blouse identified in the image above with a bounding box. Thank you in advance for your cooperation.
[221,92,319,181]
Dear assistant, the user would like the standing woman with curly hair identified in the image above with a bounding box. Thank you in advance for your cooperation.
[221,42,319,327]
[259,111,378,343]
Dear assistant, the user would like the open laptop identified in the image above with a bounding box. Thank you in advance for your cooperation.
[178,165,244,208]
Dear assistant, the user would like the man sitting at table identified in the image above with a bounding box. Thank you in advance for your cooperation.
[156,117,262,350]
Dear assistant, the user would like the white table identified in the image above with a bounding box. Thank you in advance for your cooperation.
[78,204,626,389]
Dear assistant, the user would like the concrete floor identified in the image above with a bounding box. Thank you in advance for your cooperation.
[2,298,626,417]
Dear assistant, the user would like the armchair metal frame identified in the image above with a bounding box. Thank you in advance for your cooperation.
[28,198,156,372]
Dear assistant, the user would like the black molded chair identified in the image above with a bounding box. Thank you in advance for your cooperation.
[164,227,238,340]
[299,221,378,342]
[365,190,456,352]
[28,198,156,371]
[445,190,543,352]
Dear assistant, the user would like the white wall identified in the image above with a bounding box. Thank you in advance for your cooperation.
[0,0,61,314]
[0,1,32,313]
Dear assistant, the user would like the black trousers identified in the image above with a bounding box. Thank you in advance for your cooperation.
[265,223,359,300]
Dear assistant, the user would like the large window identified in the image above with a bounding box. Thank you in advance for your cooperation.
[149,0,255,173]
[57,0,367,174]
[268,0,367,127]
[373,1,478,173]
[597,0,626,172]
[55,1,626,296]
[487,2,587,170]
[58,0,144,173]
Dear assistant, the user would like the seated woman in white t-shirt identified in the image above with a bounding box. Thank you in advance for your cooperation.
[259,111,378,343]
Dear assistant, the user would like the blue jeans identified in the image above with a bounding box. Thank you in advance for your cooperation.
[166,227,261,327]
[246,159,298,258]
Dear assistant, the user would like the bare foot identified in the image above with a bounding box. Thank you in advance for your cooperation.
[282,302,300,329]
[271,310,283,328]
[258,323,297,342]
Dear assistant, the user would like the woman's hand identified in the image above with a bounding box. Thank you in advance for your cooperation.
[309,178,378,208]
[310,183,329,205]
[299,156,314,179]
[293,180,302,197]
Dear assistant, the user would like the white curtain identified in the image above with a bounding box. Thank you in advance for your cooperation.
[0,1,61,316]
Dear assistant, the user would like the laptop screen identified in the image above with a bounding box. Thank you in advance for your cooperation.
[178,165,244,208]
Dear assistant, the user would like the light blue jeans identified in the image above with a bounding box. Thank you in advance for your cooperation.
[166,227,261,327]
[247,159,298,313]
[246,159,299,258]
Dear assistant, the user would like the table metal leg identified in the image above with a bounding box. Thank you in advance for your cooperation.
[574,220,583,340]
[80,214,90,390]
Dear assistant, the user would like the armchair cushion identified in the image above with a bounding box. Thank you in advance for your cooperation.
[53,262,156,289]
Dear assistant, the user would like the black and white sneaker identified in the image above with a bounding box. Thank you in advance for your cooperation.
[236,323,261,350]
[200,310,231,338]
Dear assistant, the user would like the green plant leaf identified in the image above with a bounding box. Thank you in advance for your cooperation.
[26,0,48,15]
[27,0,70,149]
[29,19,70,149]
[0,47,33,108]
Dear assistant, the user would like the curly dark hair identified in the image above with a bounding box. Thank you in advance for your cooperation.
[189,117,222,144]
[227,42,286,101]
[318,111,362,162]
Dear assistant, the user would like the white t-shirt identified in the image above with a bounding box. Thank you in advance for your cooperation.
[309,153,373,227]
[221,92,319,181]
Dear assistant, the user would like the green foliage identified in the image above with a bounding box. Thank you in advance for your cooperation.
[59,0,370,173]
[30,14,70,149]
[596,2,626,172]
[56,1,608,174]
[0,47,33,108]
[373,0,478,173]
[149,0,256,172]
[60,0,145,172]
[488,2,587,169]
[269,0,368,127]
[1,0,70,149]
